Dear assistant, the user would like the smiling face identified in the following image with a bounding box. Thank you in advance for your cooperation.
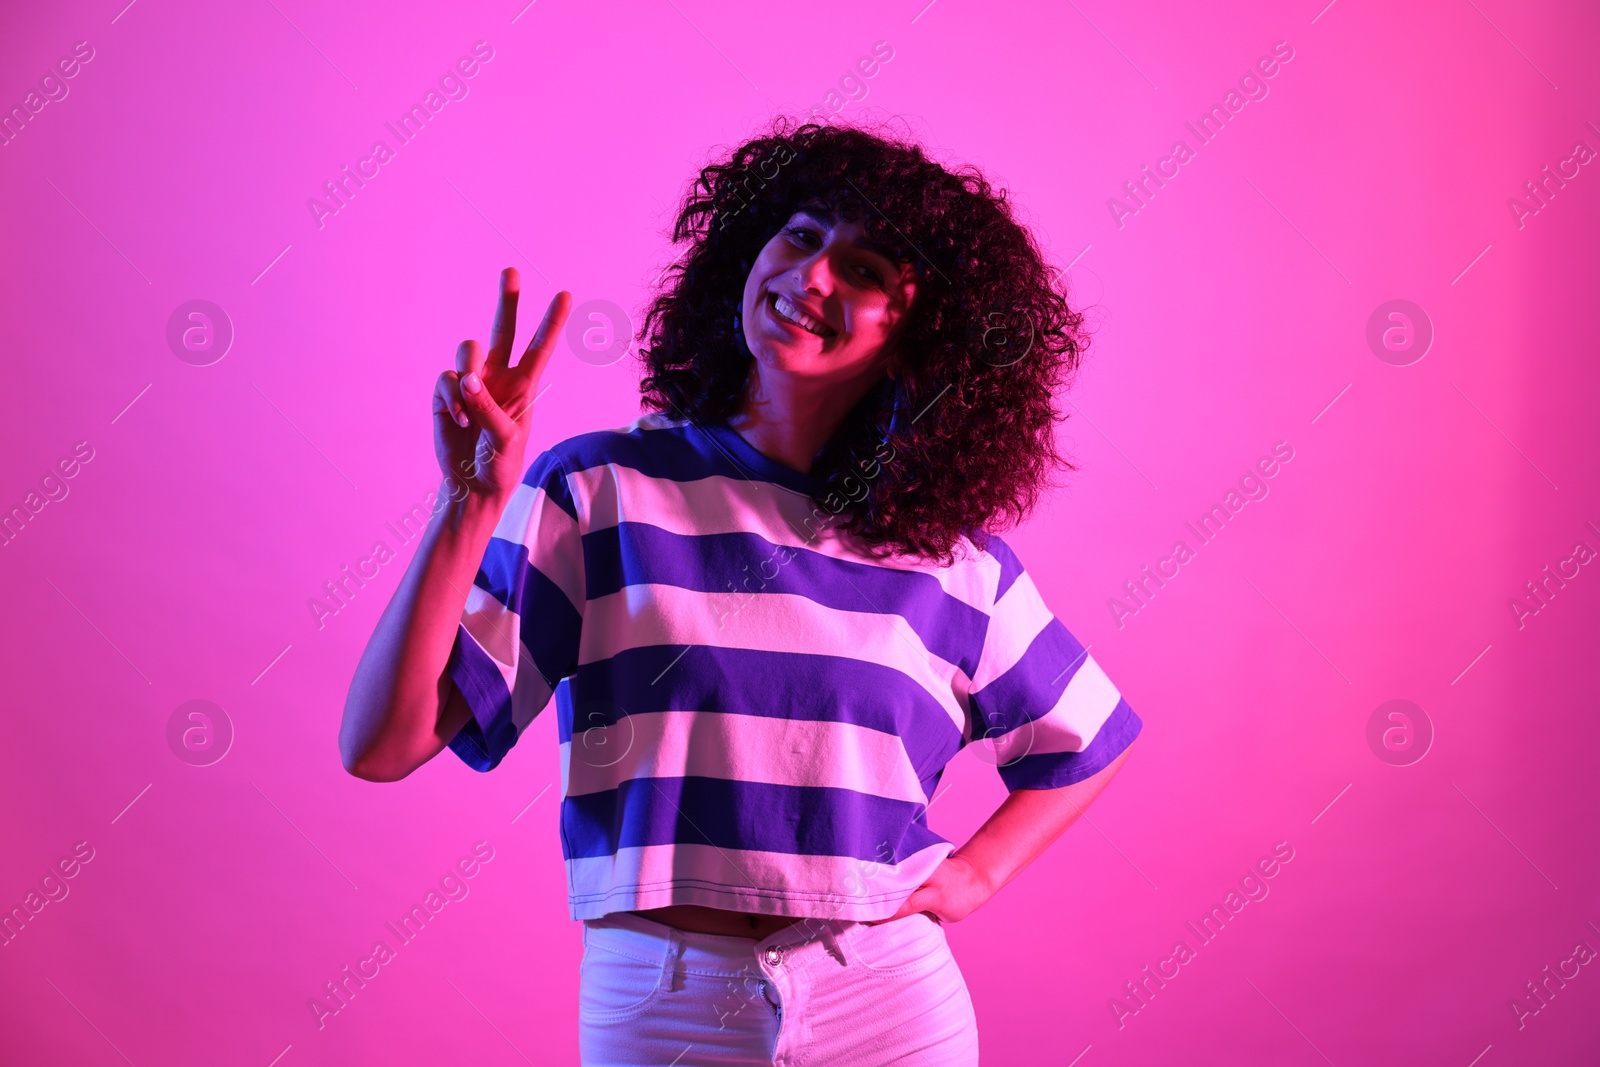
[739,207,918,389]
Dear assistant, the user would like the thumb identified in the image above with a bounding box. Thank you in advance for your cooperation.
[455,343,518,448]
[868,889,926,925]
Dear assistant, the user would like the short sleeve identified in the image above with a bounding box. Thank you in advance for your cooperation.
[446,449,586,772]
[967,546,1142,790]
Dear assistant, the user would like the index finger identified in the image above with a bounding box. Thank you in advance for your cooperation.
[486,267,521,371]
[512,290,573,392]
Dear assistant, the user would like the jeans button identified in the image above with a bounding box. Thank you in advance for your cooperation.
[764,946,783,967]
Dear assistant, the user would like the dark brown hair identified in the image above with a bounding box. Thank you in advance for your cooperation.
[638,117,1090,564]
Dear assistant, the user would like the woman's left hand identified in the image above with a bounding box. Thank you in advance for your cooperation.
[869,854,992,926]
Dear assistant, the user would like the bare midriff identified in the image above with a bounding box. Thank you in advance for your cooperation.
[633,904,801,939]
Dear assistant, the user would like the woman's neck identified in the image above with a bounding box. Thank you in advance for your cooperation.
[728,362,886,474]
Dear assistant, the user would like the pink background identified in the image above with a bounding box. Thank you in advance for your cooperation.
[2,0,1597,1063]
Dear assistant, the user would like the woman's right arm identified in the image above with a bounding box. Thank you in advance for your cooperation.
[339,270,570,782]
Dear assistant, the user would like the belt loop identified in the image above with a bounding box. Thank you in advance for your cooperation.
[819,921,848,967]
[661,926,684,991]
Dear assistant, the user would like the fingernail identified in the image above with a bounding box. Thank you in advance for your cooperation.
[456,410,469,428]
[462,372,482,395]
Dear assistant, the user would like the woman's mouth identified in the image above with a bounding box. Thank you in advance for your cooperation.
[767,292,835,338]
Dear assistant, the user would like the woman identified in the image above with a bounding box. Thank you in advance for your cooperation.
[340,120,1142,1066]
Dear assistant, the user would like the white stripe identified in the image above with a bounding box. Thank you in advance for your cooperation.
[499,478,586,612]
[560,710,931,804]
[460,586,519,695]
[990,654,1122,764]
[460,475,582,737]
[509,639,556,733]
[578,584,968,734]
[457,603,555,735]
[969,570,1055,690]
[565,442,999,611]
[565,840,953,921]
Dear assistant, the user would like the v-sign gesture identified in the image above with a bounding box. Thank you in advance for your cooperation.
[434,268,572,502]
[341,268,570,782]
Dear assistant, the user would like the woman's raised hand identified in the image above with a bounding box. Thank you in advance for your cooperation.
[434,268,571,502]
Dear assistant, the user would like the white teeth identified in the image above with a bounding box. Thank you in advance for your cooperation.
[772,294,830,336]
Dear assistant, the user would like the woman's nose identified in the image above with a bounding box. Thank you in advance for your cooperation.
[793,251,835,295]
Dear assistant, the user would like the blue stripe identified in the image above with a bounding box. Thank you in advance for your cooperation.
[987,534,1026,601]
[523,448,578,522]
[472,536,582,692]
[560,776,950,862]
[583,522,987,675]
[446,626,521,772]
[698,420,827,497]
[971,616,1091,735]
[554,418,796,491]
[559,646,963,781]
[996,698,1142,791]
[918,767,945,807]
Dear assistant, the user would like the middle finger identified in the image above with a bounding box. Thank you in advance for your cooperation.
[486,267,520,370]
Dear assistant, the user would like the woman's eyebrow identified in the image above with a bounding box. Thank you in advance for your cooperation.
[854,235,901,262]
[796,206,900,262]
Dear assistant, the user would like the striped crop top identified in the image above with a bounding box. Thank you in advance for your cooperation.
[445,412,1142,922]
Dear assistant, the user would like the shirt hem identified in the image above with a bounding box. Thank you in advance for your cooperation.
[566,853,955,923]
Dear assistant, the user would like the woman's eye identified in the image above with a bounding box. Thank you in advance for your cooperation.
[783,225,884,286]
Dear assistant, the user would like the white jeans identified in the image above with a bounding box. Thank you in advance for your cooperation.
[578,910,979,1066]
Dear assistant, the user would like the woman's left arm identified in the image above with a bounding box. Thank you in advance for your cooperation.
[875,743,1136,924]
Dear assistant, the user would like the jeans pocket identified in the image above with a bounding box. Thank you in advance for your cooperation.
[578,941,668,1021]
[848,913,950,980]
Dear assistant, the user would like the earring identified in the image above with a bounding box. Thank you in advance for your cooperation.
[889,381,908,438]
[865,376,905,528]
[879,374,909,451]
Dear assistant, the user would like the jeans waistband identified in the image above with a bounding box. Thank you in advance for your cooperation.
[583,911,859,977]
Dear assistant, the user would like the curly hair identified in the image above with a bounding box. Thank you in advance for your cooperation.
[637,117,1090,565]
